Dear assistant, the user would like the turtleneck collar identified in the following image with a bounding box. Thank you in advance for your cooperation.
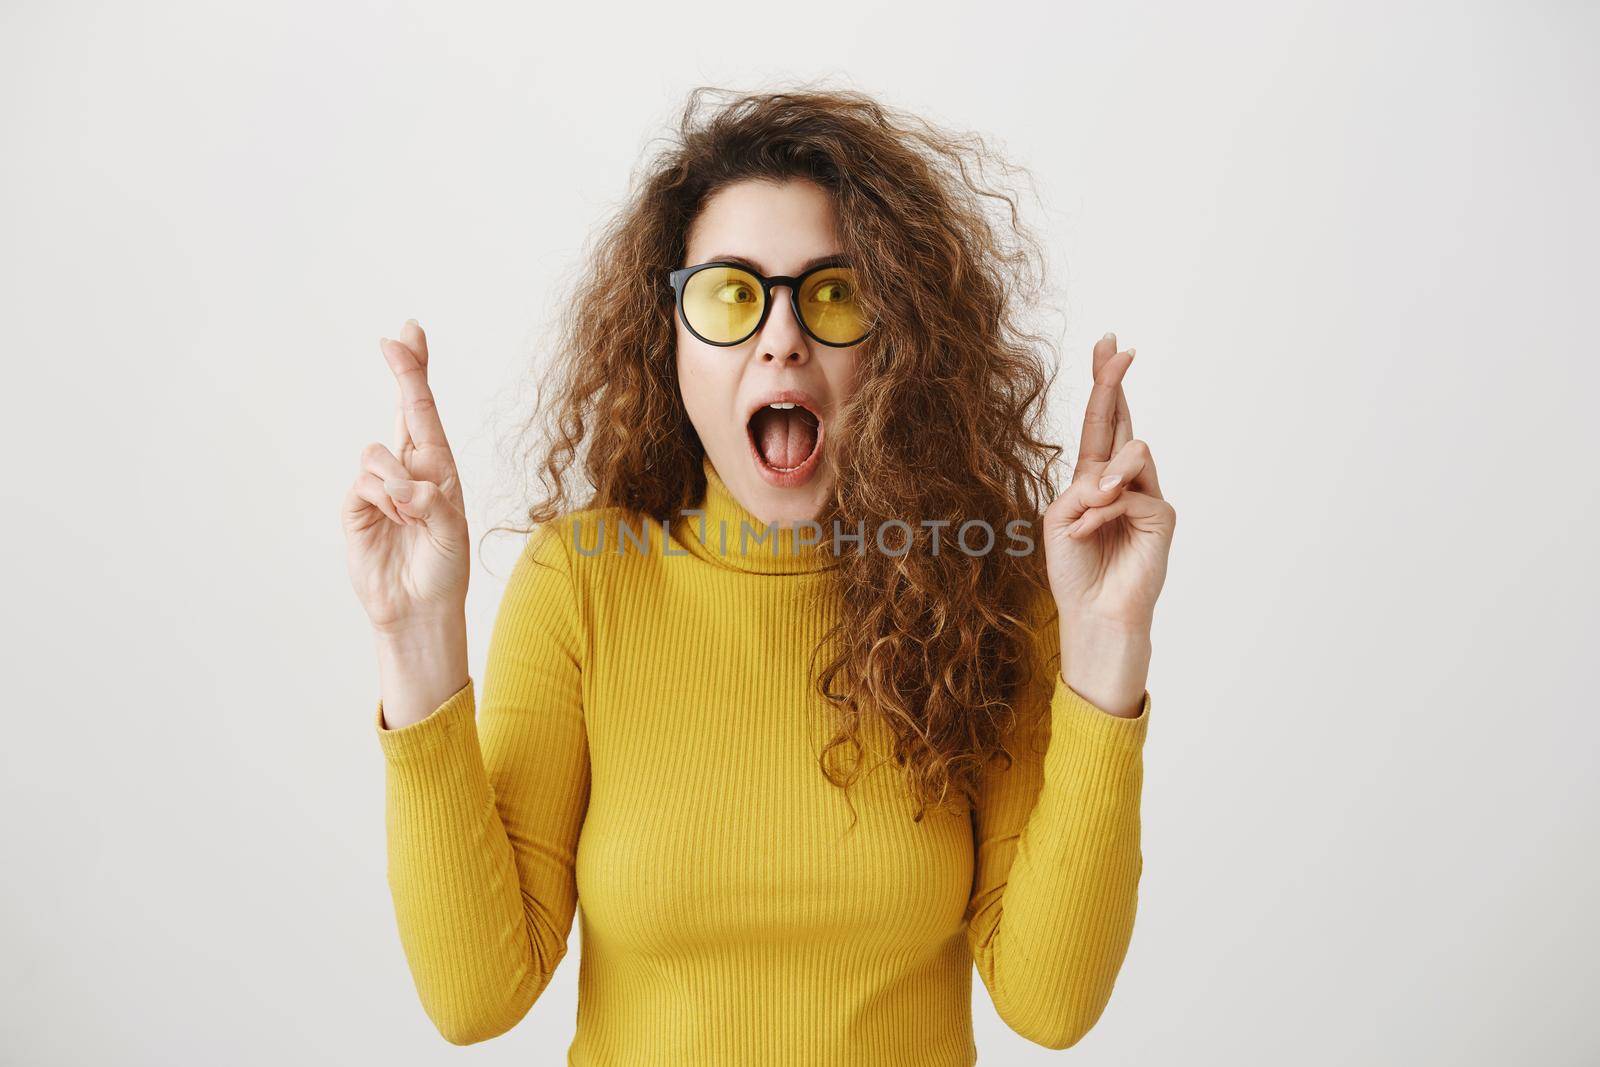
[672,457,837,576]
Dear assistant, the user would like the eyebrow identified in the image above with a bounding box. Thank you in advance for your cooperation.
[702,251,848,275]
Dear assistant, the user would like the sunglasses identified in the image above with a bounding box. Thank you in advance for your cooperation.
[667,259,872,348]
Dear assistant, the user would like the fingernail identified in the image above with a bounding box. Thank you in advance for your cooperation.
[378,336,390,348]
[1099,474,1122,491]
[383,478,413,502]
[1102,331,1116,343]
[1126,347,1136,359]
[405,318,419,327]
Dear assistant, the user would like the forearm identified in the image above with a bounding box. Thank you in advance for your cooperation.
[1059,615,1152,719]
[377,681,563,1044]
[977,682,1147,1048]
[374,615,470,729]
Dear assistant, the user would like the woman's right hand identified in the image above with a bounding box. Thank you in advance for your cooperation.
[342,320,470,642]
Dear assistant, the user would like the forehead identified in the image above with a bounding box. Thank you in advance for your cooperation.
[685,179,841,273]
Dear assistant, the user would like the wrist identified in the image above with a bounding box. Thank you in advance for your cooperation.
[1057,604,1153,639]
[373,613,467,656]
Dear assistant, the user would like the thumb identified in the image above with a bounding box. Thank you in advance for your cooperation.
[383,478,465,544]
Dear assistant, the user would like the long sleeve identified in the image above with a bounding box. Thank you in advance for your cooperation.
[964,605,1151,1050]
[373,524,590,1045]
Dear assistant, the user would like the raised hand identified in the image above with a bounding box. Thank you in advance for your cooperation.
[1041,333,1177,714]
[341,320,470,637]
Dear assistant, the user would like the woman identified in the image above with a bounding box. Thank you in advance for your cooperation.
[343,88,1174,1063]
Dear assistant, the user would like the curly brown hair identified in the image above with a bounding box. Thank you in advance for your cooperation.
[503,83,1070,822]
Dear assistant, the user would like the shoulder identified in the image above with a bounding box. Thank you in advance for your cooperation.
[519,504,677,590]
[494,506,645,654]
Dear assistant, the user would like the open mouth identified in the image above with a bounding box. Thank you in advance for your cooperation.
[746,400,825,488]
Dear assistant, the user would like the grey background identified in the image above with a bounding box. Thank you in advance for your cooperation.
[2,1,1595,1063]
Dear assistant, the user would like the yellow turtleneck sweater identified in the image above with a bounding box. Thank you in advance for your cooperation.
[374,458,1151,1063]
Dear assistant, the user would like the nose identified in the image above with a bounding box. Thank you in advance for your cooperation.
[755,284,810,365]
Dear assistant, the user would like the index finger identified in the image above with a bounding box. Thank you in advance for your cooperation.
[1074,339,1134,480]
[379,336,451,452]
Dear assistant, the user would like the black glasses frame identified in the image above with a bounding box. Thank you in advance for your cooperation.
[666,259,872,348]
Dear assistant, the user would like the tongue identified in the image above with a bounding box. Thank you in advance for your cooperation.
[749,407,819,469]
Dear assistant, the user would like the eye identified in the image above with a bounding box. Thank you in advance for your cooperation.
[808,278,854,303]
[713,282,757,304]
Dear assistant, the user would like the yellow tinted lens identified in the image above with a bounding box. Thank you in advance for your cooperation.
[799,266,867,345]
[682,266,764,343]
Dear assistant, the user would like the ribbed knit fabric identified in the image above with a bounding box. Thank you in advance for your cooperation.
[375,457,1151,1064]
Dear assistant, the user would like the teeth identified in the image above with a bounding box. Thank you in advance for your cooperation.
[769,401,796,410]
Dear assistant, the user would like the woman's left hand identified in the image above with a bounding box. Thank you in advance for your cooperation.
[1041,333,1177,714]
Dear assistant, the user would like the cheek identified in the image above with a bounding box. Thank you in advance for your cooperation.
[674,338,736,434]
[829,349,864,404]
